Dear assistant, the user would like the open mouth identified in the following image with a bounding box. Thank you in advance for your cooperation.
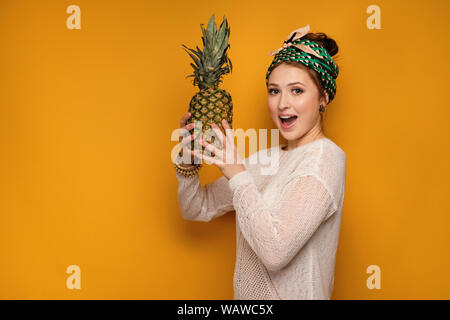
[279,115,298,128]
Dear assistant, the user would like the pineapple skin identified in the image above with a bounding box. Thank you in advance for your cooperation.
[187,87,233,149]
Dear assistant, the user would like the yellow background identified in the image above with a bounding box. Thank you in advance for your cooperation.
[1,0,449,299]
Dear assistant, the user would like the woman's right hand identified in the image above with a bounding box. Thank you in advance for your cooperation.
[178,112,197,167]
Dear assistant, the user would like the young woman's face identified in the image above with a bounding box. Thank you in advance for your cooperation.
[267,63,326,143]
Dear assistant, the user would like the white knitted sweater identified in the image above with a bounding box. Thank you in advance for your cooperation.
[175,137,347,300]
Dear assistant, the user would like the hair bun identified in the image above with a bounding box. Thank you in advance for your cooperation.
[303,32,339,57]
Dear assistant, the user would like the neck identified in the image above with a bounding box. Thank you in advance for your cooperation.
[286,124,325,151]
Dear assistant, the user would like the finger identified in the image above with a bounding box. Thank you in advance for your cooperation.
[224,123,235,146]
[180,133,195,148]
[221,120,231,148]
[200,138,222,161]
[208,122,224,148]
[183,134,204,159]
[179,112,192,127]
[223,123,236,164]
[191,149,205,164]
[187,148,202,164]
[183,122,195,130]
[179,121,196,138]
[193,149,217,166]
[179,136,194,162]
[180,137,203,164]
[181,122,195,137]
[222,119,231,130]
[179,126,192,142]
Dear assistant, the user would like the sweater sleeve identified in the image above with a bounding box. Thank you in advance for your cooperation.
[175,171,234,222]
[228,170,338,272]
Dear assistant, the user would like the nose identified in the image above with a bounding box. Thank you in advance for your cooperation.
[277,91,290,111]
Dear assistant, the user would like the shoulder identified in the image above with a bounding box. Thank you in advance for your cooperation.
[290,138,346,173]
[290,138,347,204]
[320,138,347,170]
[315,138,347,204]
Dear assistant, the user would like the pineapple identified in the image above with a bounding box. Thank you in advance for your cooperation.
[182,14,233,165]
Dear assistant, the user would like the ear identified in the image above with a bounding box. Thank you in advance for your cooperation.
[321,91,329,106]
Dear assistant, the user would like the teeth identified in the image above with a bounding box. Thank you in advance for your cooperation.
[280,115,295,119]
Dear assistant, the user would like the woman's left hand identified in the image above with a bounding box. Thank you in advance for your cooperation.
[193,119,246,180]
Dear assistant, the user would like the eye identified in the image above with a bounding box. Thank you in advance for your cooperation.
[292,88,303,94]
[268,88,278,94]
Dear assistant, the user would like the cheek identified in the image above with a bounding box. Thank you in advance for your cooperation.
[294,94,317,114]
[290,100,310,117]
[267,97,278,115]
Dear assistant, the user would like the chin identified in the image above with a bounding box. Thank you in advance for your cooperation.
[278,128,295,138]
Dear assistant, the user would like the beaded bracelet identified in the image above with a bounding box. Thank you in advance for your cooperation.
[173,152,202,177]
[174,162,202,177]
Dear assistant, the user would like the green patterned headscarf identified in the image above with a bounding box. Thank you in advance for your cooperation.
[266,25,339,103]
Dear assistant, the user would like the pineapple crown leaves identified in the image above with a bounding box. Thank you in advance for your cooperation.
[182,14,232,90]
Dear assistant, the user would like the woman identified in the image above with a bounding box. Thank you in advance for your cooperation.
[173,24,346,300]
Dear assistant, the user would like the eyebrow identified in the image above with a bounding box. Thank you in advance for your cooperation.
[268,82,305,87]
